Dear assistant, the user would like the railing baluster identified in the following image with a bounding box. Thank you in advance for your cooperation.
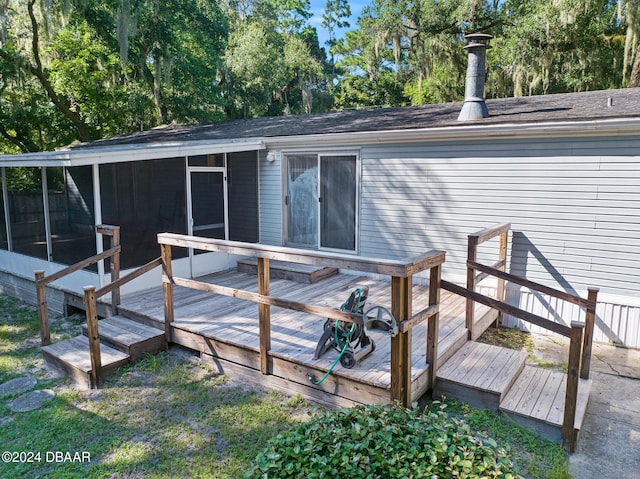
[562,321,584,452]
[390,275,412,406]
[427,264,441,391]
[35,270,50,346]
[110,226,121,310]
[161,243,174,343]
[84,286,102,388]
[496,229,508,324]
[466,235,478,340]
[258,257,271,375]
[581,288,598,380]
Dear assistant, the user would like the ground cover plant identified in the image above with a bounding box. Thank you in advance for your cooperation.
[0,293,569,478]
[246,402,521,478]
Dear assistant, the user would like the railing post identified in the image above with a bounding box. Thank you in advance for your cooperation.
[161,243,174,342]
[496,229,508,324]
[466,235,479,340]
[258,257,271,374]
[390,275,412,407]
[35,270,50,346]
[427,265,441,391]
[562,321,584,453]
[580,288,598,380]
[109,226,121,310]
[84,286,102,389]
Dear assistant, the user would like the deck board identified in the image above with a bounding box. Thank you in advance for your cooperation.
[119,268,590,445]
[120,270,467,399]
[475,348,517,391]
[500,365,592,432]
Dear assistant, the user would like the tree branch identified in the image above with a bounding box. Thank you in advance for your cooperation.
[25,0,92,142]
[0,121,38,153]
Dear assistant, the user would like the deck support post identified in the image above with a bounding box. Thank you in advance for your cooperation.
[161,243,174,343]
[109,227,121,311]
[390,275,412,407]
[96,225,122,312]
[562,321,584,453]
[580,288,598,380]
[35,270,50,346]
[426,265,441,391]
[258,257,271,374]
[496,230,508,325]
[465,235,479,340]
[84,286,102,388]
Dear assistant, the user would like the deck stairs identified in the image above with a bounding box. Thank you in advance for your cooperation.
[237,258,338,284]
[41,314,166,388]
[433,341,592,444]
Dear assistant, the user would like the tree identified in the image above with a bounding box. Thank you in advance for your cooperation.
[0,0,229,153]
[0,0,93,146]
[322,0,351,68]
[332,0,491,108]
[619,0,640,86]
[332,0,627,109]
[499,0,624,96]
[223,20,323,117]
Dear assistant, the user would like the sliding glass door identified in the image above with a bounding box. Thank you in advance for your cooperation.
[286,155,318,247]
[285,153,357,252]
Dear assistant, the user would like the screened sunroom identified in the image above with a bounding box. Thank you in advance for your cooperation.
[0,140,264,300]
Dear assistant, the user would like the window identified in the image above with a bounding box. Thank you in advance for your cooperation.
[285,153,358,252]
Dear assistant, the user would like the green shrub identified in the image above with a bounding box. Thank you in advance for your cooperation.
[245,402,522,479]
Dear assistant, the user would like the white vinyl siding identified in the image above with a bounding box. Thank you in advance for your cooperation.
[357,136,640,346]
[360,137,640,295]
[259,150,282,245]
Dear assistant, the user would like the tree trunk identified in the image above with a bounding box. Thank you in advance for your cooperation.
[629,42,640,88]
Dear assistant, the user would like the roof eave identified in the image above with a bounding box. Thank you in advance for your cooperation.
[263,117,640,149]
[1,116,640,167]
[0,139,266,167]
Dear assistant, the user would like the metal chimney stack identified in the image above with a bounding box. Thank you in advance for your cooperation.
[458,33,492,121]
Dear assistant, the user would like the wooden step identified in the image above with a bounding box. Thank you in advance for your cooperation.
[116,307,165,331]
[42,336,130,388]
[437,326,468,367]
[499,365,592,444]
[81,315,166,361]
[433,341,527,410]
[237,258,338,284]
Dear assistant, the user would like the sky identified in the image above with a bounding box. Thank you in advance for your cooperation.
[308,0,368,49]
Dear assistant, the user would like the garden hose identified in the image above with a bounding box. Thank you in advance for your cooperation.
[309,288,363,385]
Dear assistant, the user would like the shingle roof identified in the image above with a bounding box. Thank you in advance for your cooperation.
[77,88,640,148]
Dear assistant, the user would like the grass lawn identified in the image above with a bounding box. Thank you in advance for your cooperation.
[0,293,570,478]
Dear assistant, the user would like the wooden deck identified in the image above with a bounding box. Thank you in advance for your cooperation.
[118,269,494,406]
[37,223,594,450]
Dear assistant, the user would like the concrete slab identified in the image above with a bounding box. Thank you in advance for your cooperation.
[569,372,640,479]
[8,389,55,413]
[528,333,640,477]
[0,376,37,398]
[531,333,640,379]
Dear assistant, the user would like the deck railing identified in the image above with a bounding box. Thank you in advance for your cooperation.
[157,233,446,407]
[35,225,122,347]
[464,222,510,340]
[442,223,598,452]
[36,225,163,388]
